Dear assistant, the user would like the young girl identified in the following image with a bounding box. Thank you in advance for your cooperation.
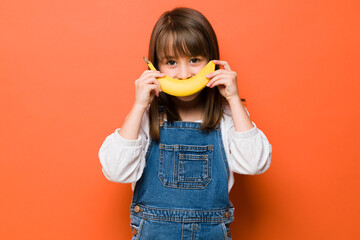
[99,7,271,239]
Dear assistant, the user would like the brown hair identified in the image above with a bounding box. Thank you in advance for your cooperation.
[148,7,225,142]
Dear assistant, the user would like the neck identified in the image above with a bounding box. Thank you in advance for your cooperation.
[172,94,203,121]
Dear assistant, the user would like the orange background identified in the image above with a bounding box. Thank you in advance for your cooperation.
[1,0,359,239]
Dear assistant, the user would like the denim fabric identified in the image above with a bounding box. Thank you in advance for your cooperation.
[131,121,233,239]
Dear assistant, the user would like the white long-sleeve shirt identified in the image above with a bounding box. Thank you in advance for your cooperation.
[99,105,272,192]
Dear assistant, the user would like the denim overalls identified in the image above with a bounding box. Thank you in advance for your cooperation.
[130,121,234,239]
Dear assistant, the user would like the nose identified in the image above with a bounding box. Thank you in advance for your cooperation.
[176,64,192,80]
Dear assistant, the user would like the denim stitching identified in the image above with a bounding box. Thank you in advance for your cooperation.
[130,204,234,223]
[137,218,145,239]
[181,223,184,240]
[158,143,213,189]
[132,214,232,223]
[192,224,197,240]
[173,148,176,184]
[132,203,233,212]
[161,144,213,152]
[130,216,145,240]
[221,222,227,240]
[162,120,222,131]
[179,154,208,182]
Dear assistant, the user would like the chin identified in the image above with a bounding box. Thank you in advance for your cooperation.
[176,92,202,102]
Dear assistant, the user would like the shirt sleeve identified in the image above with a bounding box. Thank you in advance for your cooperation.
[98,109,150,183]
[223,106,272,175]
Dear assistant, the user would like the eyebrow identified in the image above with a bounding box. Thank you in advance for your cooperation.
[163,55,176,59]
[157,55,176,63]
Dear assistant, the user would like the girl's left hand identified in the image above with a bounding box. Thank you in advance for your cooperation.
[206,60,239,102]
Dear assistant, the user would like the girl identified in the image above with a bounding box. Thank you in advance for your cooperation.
[99,7,271,240]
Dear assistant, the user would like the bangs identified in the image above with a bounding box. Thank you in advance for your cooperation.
[156,28,209,61]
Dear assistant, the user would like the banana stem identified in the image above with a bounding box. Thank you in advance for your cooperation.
[143,57,157,71]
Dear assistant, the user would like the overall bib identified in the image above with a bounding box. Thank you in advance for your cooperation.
[130,121,234,240]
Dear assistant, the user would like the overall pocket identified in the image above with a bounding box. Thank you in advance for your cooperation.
[158,144,213,189]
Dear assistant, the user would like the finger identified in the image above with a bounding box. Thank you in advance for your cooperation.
[153,79,162,93]
[144,84,157,95]
[206,69,227,79]
[148,84,161,97]
[142,78,162,93]
[154,72,166,78]
[206,72,233,87]
[209,79,228,88]
[207,75,227,88]
[137,72,164,87]
[140,70,158,78]
[212,60,231,71]
[140,70,165,79]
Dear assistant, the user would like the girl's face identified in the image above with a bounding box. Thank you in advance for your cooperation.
[158,53,208,101]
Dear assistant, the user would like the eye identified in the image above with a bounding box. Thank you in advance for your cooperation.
[189,58,201,64]
[166,60,177,66]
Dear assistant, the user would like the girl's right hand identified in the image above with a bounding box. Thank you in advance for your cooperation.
[134,70,165,110]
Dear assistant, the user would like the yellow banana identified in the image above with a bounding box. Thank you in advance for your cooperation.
[143,57,215,97]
